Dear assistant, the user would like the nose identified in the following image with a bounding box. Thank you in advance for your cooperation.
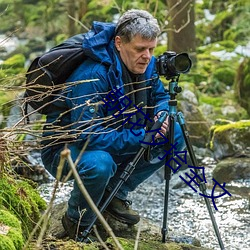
[142,49,151,60]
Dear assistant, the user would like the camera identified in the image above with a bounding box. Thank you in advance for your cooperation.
[156,51,192,79]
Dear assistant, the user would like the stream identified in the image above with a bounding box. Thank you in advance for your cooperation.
[38,156,250,250]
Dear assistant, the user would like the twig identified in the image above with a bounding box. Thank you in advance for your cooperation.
[93,225,110,250]
[68,14,89,31]
[134,220,142,250]
[61,148,124,250]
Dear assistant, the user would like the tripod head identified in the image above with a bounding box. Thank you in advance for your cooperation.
[168,76,182,100]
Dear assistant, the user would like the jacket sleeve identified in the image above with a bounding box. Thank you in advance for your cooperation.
[65,61,145,156]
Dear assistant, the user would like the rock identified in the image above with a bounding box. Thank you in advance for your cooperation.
[213,157,250,183]
[179,100,211,148]
[181,89,199,105]
[44,201,212,250]
[209,120,250,160]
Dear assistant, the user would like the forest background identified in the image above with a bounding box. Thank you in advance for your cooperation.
[0,0,250,124]
[0,0,250,249]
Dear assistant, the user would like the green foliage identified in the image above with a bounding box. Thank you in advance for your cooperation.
[208,10,234,42]
[1,54,25,69]
[196,0,250,47]
[199,95,224,107]
[213,67,235,86]
[192,40,241,95]
[199,91,248,121]
[0,54,26,85]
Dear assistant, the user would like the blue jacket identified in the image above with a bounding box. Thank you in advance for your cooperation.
[44,21,170,156]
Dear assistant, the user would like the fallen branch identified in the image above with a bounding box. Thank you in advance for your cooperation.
[62,147,124,250]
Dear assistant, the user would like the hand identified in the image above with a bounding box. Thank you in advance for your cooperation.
[154,111,169,139]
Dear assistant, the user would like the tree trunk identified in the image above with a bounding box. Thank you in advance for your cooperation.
[67,0,77,36]
[78,0,88,20]
[167,0,196,62]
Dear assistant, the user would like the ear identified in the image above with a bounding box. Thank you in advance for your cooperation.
[115,36,122,51]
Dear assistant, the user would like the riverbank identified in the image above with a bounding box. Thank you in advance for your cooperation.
[38,156,250,250]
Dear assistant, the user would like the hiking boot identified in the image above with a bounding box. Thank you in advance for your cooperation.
[105,196,140,225]
[61,213,97,243]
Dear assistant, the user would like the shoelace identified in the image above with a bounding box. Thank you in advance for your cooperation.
[123,200,132,209]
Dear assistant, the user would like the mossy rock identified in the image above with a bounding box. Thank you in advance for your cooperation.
[0,174,47,239]
[28,237,210,250]
[209,120,250,160]
[43,202,211,250]
[106,237,210,250]
[0,209,24,250]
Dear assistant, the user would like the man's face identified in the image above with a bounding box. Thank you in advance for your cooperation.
[115,35,157,74]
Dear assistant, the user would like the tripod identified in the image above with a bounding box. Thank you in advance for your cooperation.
[161,77,225,249]
[82,77,225,250]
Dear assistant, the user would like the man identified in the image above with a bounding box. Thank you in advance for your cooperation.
[41,9,185,241]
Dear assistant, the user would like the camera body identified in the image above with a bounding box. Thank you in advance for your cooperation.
[156,51,192,79]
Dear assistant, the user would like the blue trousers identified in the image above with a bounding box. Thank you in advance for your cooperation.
[41,123,185,226]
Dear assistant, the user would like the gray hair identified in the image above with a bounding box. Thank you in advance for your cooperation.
[115,9,160,43]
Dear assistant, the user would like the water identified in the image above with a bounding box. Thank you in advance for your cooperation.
[132,178,250,250]
[38,157,250,250]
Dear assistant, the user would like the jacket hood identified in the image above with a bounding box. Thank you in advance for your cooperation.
[82,21,116,65]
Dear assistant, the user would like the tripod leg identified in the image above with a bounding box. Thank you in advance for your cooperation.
[177,112,225,250]
[162,114,175,243]
[82,112,168,241]
[162,167,171,243]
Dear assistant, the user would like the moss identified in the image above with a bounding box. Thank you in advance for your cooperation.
[0,54,26,86]
[1,54,25,69]
[166,242,183,250]
[0,235,16,250]
[213,67,235,86]
[105,237,206,250]
[199,91,248,121]
[7,228,24,249]
[0,209,24,249]
[0,174,47,239]
[0,209,21,229]
[213,120,250,133]
[209,120,250,150]
[199,95,224,107]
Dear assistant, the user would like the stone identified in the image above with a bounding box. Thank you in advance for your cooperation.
[213,157,250,183]
[209,120,250,160]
